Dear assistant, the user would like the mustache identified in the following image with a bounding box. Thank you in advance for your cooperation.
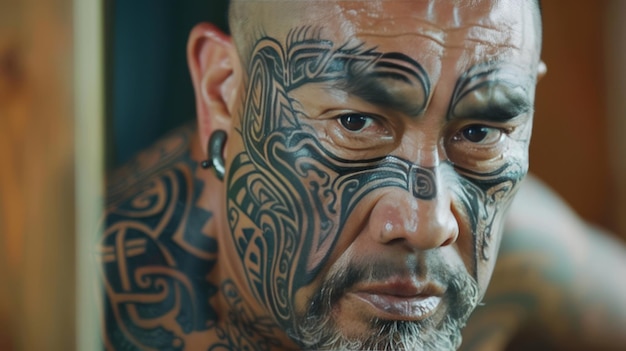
[305,257,478,321]
[292,257,480,350]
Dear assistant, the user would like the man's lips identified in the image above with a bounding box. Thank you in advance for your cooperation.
[347,280,443,321]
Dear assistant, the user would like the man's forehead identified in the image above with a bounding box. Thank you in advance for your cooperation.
[235,0,541,57]
[235,0,538,28]
[338,1,533,53]
[329,0,523,27]
[232,0,541,88]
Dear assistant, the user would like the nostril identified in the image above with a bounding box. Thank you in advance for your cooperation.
[369,188,459,250]
[440,236,456,247]
[439,220,460,247]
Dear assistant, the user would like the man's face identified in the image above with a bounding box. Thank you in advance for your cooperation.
[222,1,540,349]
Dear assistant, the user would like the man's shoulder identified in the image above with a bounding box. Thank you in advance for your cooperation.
[98,124,221,350]
[102,123,215,253]
[106,124,198,206]
[462,175,626,351]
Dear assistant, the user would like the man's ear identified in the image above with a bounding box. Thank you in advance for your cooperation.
[187,23,241,154]
[537,60,547,81]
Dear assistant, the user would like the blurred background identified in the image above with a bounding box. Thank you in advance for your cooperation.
[0,0,624,350]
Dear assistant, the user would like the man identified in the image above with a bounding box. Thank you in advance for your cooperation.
[100,0,626,350]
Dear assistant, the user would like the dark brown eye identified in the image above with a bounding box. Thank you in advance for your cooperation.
[457,124,502,144]
[463,125,489,142]
[339,114,372,132]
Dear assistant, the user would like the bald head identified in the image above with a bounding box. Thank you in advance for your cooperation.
[227,0,542,62]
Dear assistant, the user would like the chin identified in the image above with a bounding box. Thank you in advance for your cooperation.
[291,286,476,351]
[295,313,465,351]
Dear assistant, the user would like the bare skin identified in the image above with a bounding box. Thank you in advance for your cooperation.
[100,125,626,350]
[99,1,626,350]
[461,174,626,351]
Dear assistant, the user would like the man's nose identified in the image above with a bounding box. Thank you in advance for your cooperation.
[367,172,459,250]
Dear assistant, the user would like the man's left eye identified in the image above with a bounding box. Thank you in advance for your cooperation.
[453,124,503,144]
[338,113,375,132]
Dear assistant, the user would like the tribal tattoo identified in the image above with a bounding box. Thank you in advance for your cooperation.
[100,127,290,350]
[226,28,530,333]
[100,128,219,350]
[99,28,532,350]
[448,61,532,273]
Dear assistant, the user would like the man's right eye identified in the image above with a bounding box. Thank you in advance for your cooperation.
[453,124,504,144]
[315,111,394,156]
[338,113,375,132]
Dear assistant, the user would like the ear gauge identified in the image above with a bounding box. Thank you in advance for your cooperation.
[201,130,227,181]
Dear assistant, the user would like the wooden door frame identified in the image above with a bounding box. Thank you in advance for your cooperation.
[74,0,105,349]
[606,0,626,236]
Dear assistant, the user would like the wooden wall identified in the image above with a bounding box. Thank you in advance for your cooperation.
[531,0,623,236]
[0,0,75,349]
[605,0,626,237]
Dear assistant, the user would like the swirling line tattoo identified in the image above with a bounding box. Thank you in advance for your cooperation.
[454,163,526,275]
[227,28,529,331]
[100,155,218,350]
[227,30,436,329]
[100,127,288,350]
[446,62,531,275]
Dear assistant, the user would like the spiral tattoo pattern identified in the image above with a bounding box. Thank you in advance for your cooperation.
[226,28,529,332]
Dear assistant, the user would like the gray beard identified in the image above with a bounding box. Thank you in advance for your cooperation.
[291,265,480,351]
[296,310,468,351]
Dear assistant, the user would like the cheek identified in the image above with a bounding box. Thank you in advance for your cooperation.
[472,211,509,297]
[226,126,436,286]
[224,128,352,323]
[452,159,527,281]
[475,248,500,298]
[452,189,513,300]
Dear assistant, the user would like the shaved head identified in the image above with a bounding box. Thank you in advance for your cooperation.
[227,0,542,62]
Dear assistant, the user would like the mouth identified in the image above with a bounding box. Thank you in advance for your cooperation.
[347,280,443,321]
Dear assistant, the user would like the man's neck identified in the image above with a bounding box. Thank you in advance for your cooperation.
[101,123,302,350]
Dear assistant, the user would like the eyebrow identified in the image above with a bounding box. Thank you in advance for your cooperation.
[328,52,432,118]
[448,62,534,122]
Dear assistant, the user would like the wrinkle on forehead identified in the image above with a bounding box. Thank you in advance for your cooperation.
[336,0,532,50]
[234,0,540,54]
[232,0,541,100]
